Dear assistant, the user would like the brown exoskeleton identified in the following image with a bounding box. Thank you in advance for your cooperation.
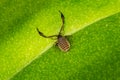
[37,11,70,52]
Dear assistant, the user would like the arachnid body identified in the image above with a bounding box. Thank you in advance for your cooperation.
[37,11,70,52]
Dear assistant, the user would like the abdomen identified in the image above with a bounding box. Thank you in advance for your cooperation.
[57,36,70,52]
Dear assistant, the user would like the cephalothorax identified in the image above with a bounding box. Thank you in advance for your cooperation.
[37,11,70,52]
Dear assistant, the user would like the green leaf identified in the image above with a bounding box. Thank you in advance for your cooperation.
[0,0,120,80]
[11,12,120,80]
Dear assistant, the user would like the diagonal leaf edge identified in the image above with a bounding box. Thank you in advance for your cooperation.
[11,12,120,80]
[0,0,120,80]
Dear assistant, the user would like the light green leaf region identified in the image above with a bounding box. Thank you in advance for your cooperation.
[0,0,120,80]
